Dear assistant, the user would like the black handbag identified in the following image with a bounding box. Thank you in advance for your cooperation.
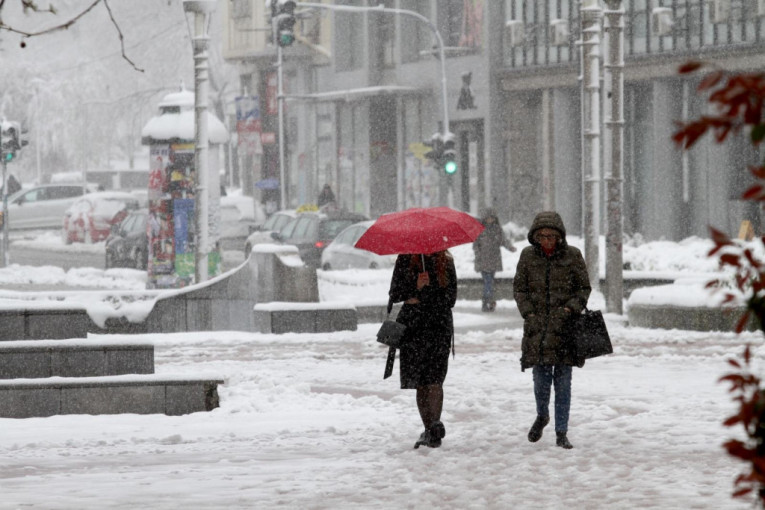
[379,299,407,379]
[571,308,613,361]
[377,319,406,348]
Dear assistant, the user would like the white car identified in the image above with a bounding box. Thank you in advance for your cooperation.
[243,209,298,257]
[2,183,100,230]
[320,220,397,270]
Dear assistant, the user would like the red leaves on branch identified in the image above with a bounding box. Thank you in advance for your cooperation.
[673,66,765,151]
[720,346,765,503]
[678,61,765,505]
[678,61,704,74]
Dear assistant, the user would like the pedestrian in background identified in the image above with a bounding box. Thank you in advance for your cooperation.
[4,174,20,196]
[473,208,516,312]
[513,211,591,449]
[388,250,457,449]
[317,184,335,208]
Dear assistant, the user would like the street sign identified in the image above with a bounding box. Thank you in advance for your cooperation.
[235,96,260,121]
[255,178,280,190]
[408,142,428,162]
[235,96,262,156]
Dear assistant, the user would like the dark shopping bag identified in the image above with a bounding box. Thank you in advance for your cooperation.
[571,308,613,361]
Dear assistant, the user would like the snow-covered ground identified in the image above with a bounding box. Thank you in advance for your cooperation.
[0,312,761,509]
[0,233,763,508]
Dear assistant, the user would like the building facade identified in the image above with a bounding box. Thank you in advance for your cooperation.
[223,0,765,240]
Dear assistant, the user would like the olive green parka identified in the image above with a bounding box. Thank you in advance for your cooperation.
[513,212,591,371]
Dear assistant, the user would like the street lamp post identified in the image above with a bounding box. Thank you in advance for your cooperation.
[183,0,216,284]
[580,0,602,292]
[604,0,625,314]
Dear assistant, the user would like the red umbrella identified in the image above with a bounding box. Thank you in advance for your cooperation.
[354,206,484,256]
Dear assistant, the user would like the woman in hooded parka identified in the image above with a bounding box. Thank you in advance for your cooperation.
[513,211,591,449]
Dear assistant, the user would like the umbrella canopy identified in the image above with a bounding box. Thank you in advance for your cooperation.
[354,207,484,255]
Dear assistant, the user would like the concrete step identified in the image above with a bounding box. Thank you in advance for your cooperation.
[0,339,153,379]
[253,302,357,333]
[0,374,224,418]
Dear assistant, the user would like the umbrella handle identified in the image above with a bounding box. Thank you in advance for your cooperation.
[421,254,425,272]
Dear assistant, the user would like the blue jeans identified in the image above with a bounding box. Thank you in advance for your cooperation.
[481,271,495,301]
[532,365,572,433]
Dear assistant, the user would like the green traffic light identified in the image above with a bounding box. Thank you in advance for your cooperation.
[279,33,294,46]
[444,160,457,175]
[4,153,12,162]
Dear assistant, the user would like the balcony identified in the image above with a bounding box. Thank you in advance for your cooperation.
[503,0,765,70]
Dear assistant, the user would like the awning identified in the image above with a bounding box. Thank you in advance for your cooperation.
[284,85,424,103]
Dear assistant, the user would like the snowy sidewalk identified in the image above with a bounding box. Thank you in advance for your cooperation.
[0,311,761,509]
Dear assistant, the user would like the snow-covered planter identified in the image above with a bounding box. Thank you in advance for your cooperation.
[627,277,758,331]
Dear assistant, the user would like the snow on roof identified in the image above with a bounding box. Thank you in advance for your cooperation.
[158,88,195,109]
[141,109,228,145]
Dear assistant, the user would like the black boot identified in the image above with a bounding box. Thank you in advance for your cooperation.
[481,299,490,312]
[556,432,573,449]
[428,421,445,447]
[527,415,550,443]
[414,421,445,449]
[414,430,430,449]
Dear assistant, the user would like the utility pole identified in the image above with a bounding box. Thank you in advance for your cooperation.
[183,0,216,284]
[580,0,602,291]
[604,0,625,314]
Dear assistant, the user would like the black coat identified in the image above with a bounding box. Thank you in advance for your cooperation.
[388,253,457,387]
[513,212,591,371]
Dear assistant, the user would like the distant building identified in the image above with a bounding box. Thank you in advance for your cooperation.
[222,0,765,240]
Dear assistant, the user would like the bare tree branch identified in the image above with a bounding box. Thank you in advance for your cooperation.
[102,0,143,72]
[0,0,144,72]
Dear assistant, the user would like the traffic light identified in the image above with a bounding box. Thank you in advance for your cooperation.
[423,132,443,166]
[442,133,457,175]
[274,0,296,47]
[1,122,21,162]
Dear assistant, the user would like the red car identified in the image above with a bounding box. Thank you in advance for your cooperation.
[62,191,140,244]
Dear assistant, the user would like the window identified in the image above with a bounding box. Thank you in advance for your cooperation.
[119,214,136,235]
[372,0,396,68]
[19,189,44,203]
[50,186,84,199]
[401,0,430,63]
[320,220,357,239]
[279,218,300,240]
[439,0,483,49]
[291,216,314,239]
[334,227,355,245]
[132,214,147,235]
[335,0,364,71]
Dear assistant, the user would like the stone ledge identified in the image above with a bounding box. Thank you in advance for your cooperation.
[628,304,759,332]
[0,341,154,379]
[0,377,223,418]
[253,303,357,334]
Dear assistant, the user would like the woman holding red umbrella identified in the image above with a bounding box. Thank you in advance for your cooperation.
[388,250,457,449]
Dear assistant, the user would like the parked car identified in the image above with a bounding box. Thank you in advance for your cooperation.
[320,220,397,270]
[105,208,148,269]
[272,210,369,268]
[2,183,99,230]
[243,209,298,257]
[62,191,141,244]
